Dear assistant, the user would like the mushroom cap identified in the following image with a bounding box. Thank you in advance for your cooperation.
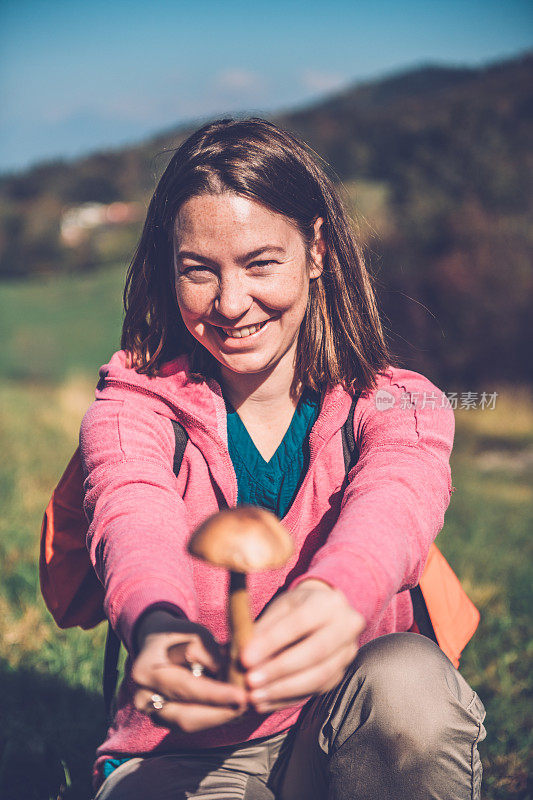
[187,506,293,573]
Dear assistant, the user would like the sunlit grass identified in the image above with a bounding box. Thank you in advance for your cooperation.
[454,385,533,443]
[436,389,533,799]
[0,264,125,382]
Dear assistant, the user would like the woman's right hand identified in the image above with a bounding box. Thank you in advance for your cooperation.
[132,630,248,732]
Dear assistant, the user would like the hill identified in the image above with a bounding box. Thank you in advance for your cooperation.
[0,52,531,385]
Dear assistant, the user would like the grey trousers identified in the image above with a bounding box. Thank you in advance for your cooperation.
[95,633,487,800]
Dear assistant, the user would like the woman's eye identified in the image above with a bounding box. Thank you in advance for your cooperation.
[181,265,212,275]
[250,260,276,268]
[180,261,276,276]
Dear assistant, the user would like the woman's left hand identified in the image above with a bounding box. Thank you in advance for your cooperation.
[240,579,366,714]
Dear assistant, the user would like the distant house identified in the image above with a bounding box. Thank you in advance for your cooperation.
[60,201,143,246]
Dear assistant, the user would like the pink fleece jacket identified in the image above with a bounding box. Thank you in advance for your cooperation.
[79,350,455,787]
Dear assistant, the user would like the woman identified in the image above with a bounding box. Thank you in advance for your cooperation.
[80,117,486,799]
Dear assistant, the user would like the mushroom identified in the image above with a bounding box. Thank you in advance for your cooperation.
[187,506,293,686]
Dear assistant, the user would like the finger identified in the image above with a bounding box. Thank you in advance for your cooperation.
[253,594,295,633]
[135,665,248,708]
[246,625,358,690]
[133,632,224,685]
[251,588,321,638]
[241,584,365,669]
[242,587,361,669]
[134,692,246,733]
[242,600,324,669]
[167,633,223,675]
[251,582,345,638]
[167,639,220,676]
[248,644,356,711]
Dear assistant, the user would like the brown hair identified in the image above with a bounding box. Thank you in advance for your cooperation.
[121,116,398,393]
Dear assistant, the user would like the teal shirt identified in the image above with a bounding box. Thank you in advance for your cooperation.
[102,387,320,781]
[224,387,321,518]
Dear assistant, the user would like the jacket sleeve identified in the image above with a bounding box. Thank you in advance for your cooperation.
[79,398,199,652]
[290,370,455,626]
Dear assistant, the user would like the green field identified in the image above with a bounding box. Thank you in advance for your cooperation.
[0,268,532,799]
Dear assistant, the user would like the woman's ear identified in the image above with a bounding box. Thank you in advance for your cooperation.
[309,216,326,279]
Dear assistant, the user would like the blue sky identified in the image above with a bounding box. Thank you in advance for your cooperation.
[0,0,531,173]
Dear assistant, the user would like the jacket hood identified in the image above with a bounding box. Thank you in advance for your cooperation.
[95,349,234,441]
[94,349,354,451]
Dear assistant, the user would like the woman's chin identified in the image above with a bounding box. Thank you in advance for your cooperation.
[216,353,274,376]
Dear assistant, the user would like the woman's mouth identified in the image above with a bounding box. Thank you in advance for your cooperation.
[214,318,272,342]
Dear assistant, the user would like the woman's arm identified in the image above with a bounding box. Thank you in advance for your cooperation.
[80,397,248,726]
[79,397,200,653]
[241,370,455,712]
[289,369,455,624]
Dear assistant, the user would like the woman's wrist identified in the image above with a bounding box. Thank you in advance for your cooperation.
[133,604,192,654]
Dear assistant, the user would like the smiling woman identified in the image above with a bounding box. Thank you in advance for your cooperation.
[121,117,390,394]
[77,117,486,799]
[174,194,323,391]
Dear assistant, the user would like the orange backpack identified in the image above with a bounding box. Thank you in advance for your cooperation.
[40,396,479,711]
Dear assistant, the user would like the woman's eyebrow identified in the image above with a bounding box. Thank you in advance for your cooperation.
[176,245,286,265]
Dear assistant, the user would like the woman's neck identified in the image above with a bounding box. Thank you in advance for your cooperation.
[218,356,305,462]
[218,355,301,421]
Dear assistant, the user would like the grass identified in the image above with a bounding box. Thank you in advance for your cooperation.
[0,265,125,382]
[0,267,532,799]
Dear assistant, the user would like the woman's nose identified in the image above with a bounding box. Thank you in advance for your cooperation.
[214,275,252,320]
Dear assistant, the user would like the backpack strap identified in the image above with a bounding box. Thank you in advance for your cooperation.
[341,390,361,474]
[409,584,438,644]
[103,418,189,719]
[103,624,121,719]
[171,419,189,476]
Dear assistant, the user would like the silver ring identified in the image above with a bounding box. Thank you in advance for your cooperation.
[149,693,166,712]
[188,661,205,677]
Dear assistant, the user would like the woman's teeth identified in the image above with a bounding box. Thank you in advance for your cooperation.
[222,320,268,339]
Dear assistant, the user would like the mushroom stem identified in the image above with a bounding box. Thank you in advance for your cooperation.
[187,507,293,688]
[228,570,253,686]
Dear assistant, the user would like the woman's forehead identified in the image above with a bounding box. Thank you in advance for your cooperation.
[173,193,300,252]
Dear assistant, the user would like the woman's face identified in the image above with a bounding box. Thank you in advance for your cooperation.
[173,193,324,380]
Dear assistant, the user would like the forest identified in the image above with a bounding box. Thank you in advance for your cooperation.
[1,51,531,387]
